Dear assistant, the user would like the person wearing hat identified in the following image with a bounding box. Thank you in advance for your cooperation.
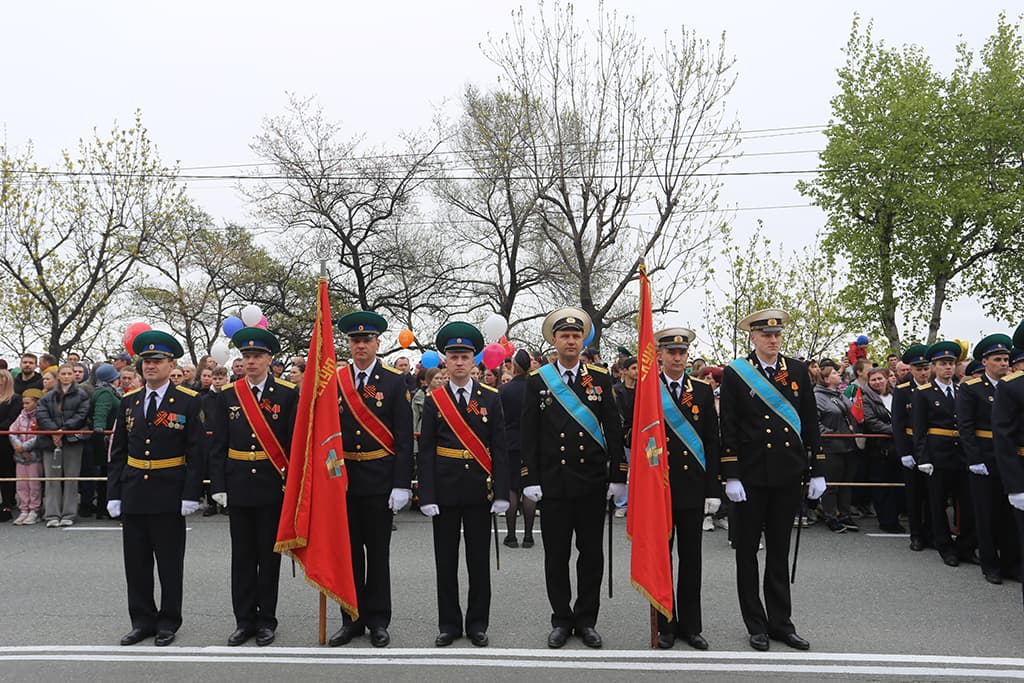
[891,344,934,551]
[652,328,721,651]
[958,333,1019,583]
[91,363,121,520]
[499,348,537,548]
[417,321,509,647]
[913,340,976,567]
[719,309,825,652]
[993,320,1024,598]
[208,326,298,647]
[106,330,205,647]
[327,311,413,648]
[112,351,133,373]
[520,307,626,649]
[611,356,638,518]
[1011,345,1024,373]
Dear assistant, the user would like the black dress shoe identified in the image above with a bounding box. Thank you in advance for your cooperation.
[369,627,390,647]
[772,632,810,650]
[228,627,255,646]
[503,535,519,548]
[521,535,534,548]
[469,631,489,647]
[942,553,960,567]
[578,626,602,649]
[909,538,925,551]
[328,623,363,647]
[683,633,709,650]
[984,572,1003,585]
[154,631,175,647]
[435,632,458,647]
[255,627,275,646]
[547,626,571,649]
[656,632,675,649]
[749,633,770,651]
[120,627,154,646]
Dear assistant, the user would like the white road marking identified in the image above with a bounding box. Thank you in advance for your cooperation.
[865,533,910,538]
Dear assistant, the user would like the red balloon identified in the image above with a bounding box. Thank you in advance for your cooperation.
[502,339,515,358]
[123,321,152,354]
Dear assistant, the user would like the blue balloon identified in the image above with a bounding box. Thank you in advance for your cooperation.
[421,350,440,369]
[222,316,244,338]
[583,325,595,348]
[475,351,484,365]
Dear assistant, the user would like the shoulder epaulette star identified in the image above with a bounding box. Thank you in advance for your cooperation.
[274,377,296,389]
[175,385,198,396]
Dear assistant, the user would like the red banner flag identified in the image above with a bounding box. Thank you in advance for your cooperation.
[626,264,674,619]
[275,278,358,619]
[850,387,865,424]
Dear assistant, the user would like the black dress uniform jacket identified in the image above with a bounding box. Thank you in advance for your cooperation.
[108,384,205,512]
[520,364,627,497]
[912,382,963,470]
[958,375,998,469]
[662,374,721,509]
[995,371,1024,494]
[891,381,919,459]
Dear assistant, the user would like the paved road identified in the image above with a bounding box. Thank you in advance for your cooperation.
[1,509,1022,681]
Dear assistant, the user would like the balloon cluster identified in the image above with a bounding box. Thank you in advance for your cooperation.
[211,305,269,365]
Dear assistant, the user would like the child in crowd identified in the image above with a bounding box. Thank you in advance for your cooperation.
[9,388,44,525]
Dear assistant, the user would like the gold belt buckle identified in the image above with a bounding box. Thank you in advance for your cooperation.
[462,450,472,459]
[141,460,152,470]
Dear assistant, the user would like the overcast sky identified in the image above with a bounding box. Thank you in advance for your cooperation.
[4,1,1017,349]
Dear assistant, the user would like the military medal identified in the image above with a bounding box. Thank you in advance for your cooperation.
[480,407,488,423]
[376,391,384,408]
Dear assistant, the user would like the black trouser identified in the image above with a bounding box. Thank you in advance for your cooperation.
[734,483,802,636]
[868,454,903,528]
[77,437,96,510]
[1013,508,1024,609]
[0,445,15,512]
[969,470,1021,577]
[541,492,606,630]
[904,466,933,544]
[122,512,186,633]
[342,492,394,630]
[229,503,283,630]
[927,467,975,559]
[657,507,704,637]
[820,450,857,519]
[432,502,491,636]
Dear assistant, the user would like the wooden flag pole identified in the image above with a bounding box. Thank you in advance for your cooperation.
[318,593,327,645]
[649,606,658,649]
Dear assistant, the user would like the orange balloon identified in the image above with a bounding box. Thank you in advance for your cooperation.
[398,329,415,348]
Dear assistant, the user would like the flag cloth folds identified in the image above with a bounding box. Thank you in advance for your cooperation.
[275,278,358,619]
[626,264,674,619]
[850,387,865,424]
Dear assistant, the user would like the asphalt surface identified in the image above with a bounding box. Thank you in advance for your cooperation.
[1,507,1022,681]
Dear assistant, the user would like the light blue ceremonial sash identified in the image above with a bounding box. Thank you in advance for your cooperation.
[728,358,803,442]
[660,381,705,470]
[538,364,607,450]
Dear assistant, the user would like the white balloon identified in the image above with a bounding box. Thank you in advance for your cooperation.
[240,304,263,326]
[481,313,508,342]
[210,338,231,365]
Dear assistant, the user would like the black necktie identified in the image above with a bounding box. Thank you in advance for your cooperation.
[252,384,260,402]
[457,388,468,411]
[357,371,367,392]
[564,370,574,385]
[946,386,954,400]
[670,381,680,400]
[147,391,158,421]
[765,366,776,380]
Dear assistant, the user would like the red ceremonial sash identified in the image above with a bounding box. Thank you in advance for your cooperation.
[235,383,288,478]
[337,366,396,455]
[431,386,492,474]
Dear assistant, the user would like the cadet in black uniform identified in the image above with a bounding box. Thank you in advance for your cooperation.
[499,349,535,548]
[328,311,413,648]
[520,307,627,650]
[892,344,933,551]
[653,328,721,651]
[913,340,975,567]
[209,326,298,647]
[993,321,1024,599]
[959,333,1019,583]
[719,309,825,652]
[107,330,205,647]
[418,321,509,647]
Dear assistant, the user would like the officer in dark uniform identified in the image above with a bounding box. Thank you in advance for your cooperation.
[520,307,626,650]
[209,326,298,647]
[994,322,1024,605]
[327,311,413,648]
[107,330,204,647]
[959,334,1019,583]
[892,344,934,551]
[913,340,975,567]
[499,349,535,548]
[1011,344,1024,373]
[418,321,509,647]
[719,309,825,652]
[653,328,721,651]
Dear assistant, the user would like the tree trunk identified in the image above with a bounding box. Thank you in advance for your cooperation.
[877,213,901,353]
[926,273,949,345]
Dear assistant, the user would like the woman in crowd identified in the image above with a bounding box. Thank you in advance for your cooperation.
[860,366,904,533]
[197,367,214,396]
[90,363,121,520]
[0,370,22,522]
[9,387,44,525]
[36,364,91,527]
[288,359,306,390]
[169,367,185,386]
[814,365,861,533]
[482,366,500,389]
[41,368,58,394]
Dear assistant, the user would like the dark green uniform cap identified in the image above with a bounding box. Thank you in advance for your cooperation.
[973,333,1012,361]
[133,330,184,359]
[232,327,281,355]
[901,344,929,367]
[965,359,984,376]
[1011,347,1024,364]
[435,321,484,354]
[337,310,388,338]
[926,340,961,363]
[1014,320,1024,349]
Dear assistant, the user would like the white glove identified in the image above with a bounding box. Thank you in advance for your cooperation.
[107,500,122,518]
[968,463,989,476]
[490,499,510,514]
[918,463,934,476]
[420,503,440,517]
[607,482,627,500]
[807,476,827,500]
[388,488,412,512]
[900,455,916,469]
[725,479,746,503]
[181,500,200,516]
[704,498,721,515]
[212,492,227,507]
[523,485,543,503]
[1009,493,1024,511]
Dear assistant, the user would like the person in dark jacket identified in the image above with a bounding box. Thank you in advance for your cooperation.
[611,357,637,517]
[37,364,92,527]
[814,366,859,533]
[861,367,903,532]
[499,349,536,548]
[0,370,23,521]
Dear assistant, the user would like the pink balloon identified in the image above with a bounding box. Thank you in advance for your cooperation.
[482,343,505,370]
[257,316,268,329]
